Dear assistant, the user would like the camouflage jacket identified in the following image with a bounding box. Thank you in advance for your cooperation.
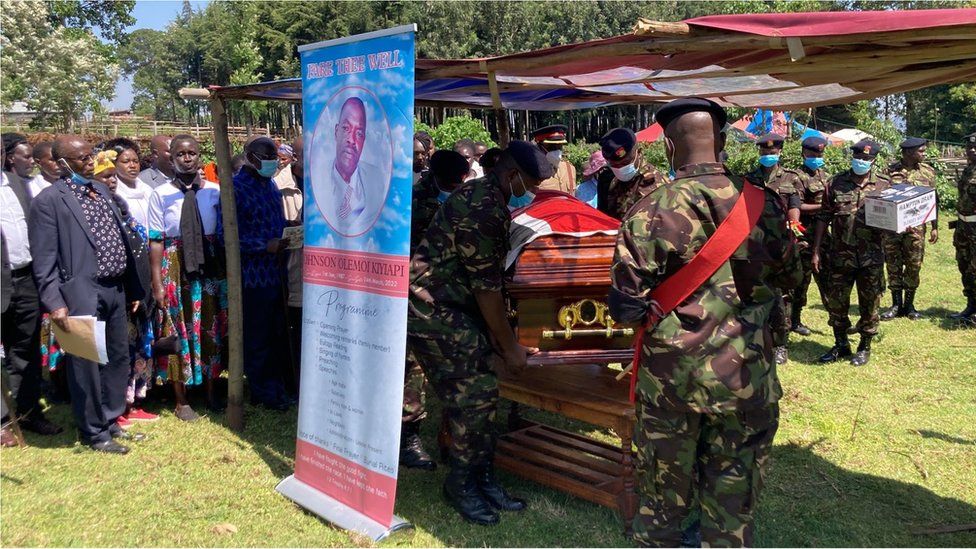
[821,169,891,267]
[411,171,442,251]
[408,173,509,337]
[745,164,801,211]
[606,154,665,220]
[610,162,801,413]
[886,160,936,187]
[957,163,976,218]
[785,165,829,236]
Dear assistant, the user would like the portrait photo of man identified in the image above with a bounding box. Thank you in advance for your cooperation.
[313,95,389,237]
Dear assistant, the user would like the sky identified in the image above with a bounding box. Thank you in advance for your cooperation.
[108,0,210,111]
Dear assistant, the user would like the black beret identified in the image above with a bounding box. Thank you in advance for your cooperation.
[599,128,636,161]
[2,133,28,155]
[654,98,727,130]
[802,136,827,152]
[900,137,927,149]
[531,124,568,144]
[851,139,882,159]
[429,150,469,182]
[967,132,976,144]
[756,133,785,148]
[507,140,555,181]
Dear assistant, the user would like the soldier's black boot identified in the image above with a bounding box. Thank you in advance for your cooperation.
[476,464,527,512]
[443,462,499,525]
[818,328,853,363]
[791,308,812,336]
[774,346,789,364]
[400,422,436,471]
[903,290,923,320]
[850,335,873,366]
[949,296,976,321]
[880,290,903,321]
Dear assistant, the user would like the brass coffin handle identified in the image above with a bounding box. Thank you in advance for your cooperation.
[542,327,635,340]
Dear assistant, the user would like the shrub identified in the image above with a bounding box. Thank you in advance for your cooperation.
[564,140,599,175]
[423,115,495,151]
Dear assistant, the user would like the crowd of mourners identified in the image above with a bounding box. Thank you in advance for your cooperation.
[2,108,974,546]
[1,132,304,452]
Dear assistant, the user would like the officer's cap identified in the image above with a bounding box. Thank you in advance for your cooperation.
[598,128,636,162]
[653,98,728,131]
[899,137,927,149]
[506,140,555,181]
[802,136,827,152]
[756,133,785,148]
[851,139,882,159]
[531,124,568,145]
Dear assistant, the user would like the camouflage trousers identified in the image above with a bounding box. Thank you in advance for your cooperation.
[402,349,427,424]
[407,334,498,468]
[770,291,790,347]
[955,222,976,299]
[791,241,828,315]
[633,395,780,548]
[823,262,885,336]
[884,227,926,291]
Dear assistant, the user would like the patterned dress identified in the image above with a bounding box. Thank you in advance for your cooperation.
[153,234,227,386]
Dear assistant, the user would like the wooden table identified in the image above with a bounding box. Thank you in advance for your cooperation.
[496,362,637,532]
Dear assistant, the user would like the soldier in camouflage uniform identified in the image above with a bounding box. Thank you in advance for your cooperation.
[950,131,976,324]
[408,141,553,525]
[880,137,940,321]
[782,136,831,336]
[400,149,471,471]
[813,139,891,366]
[599,128,666,220]
[609,99,801,547]
[745,133,802,365]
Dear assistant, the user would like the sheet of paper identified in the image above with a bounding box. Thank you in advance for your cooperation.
[51,315,108,364]
[282,226,304,250]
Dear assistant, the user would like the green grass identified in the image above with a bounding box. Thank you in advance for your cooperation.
[3,229,975,547]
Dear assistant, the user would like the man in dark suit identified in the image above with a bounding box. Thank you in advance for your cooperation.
[29,135,144,454]
[2,135,63,446]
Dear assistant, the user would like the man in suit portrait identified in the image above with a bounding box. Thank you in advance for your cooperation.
[29,135,144,454]
[318,96,385,236]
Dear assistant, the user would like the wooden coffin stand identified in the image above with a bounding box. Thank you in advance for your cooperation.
[499,233,638,531]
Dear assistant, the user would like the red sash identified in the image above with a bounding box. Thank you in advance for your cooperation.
[630,182,767,402]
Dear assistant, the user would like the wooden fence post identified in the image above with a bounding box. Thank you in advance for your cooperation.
[211,97,245,432]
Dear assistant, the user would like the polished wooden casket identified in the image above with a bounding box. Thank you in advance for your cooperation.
[496,233,638,532]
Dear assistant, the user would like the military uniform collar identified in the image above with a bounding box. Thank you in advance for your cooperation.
[673,162,725,181]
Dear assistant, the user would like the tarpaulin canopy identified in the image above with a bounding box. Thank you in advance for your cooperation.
[209,8,976,111]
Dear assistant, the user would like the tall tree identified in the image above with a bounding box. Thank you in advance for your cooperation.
[1,0,118,129]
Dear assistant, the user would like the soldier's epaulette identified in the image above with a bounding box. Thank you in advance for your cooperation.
[782,167,801,178]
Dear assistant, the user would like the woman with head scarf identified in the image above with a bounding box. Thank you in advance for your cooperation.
[147,135,226,421]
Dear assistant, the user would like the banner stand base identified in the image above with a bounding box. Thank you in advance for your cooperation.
[276,475,413,541]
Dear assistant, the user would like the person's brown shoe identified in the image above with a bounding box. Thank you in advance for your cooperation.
[1,426,19,447]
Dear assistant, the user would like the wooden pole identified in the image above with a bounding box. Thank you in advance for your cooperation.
[485,68,510,147]
[211,97,245,432]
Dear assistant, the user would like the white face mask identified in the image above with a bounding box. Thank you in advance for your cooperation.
[546,149,562,168]
[610,162,638,182]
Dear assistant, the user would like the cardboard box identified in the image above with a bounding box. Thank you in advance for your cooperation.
[864,183,937,233]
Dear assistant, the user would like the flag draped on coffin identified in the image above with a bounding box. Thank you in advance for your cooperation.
[506,191,620,268]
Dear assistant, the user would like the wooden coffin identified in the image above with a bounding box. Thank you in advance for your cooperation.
[505,234,634,366]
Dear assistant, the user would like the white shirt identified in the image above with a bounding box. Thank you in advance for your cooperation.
[28,174,54,199]
[0,172,32,268]
[147,180,221,238]
[115,178,154,229]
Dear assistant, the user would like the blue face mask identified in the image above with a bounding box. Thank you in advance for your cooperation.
[759,154,780,168]
[509,191,534,210]
[803,157,825,171]
[851,158,873,175]
[437,190,451,204]
[256,159,278,178]
[610,162,638,182]
[668,169,676,180]
[70,172,90,186]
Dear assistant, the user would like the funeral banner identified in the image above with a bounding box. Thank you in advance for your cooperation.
[277,25,415,540]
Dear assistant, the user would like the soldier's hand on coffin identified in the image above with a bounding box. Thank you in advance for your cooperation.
[497,344,538,378]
